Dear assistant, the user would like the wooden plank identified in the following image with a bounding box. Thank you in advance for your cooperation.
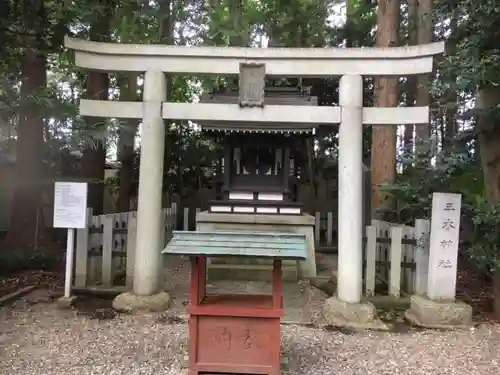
[389,227,403,298]
[173,230,305,244]
[163,231,307,259]
[365,226,377,297]
[170,240,304,250]
[126,212,137,288]
[74,208,92,288]
[101,215,114,288]
[165,246,306,259]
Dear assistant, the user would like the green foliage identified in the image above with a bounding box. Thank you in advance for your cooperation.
[382,140,500,276]
[436,0,500,92]
[468,198,500,276]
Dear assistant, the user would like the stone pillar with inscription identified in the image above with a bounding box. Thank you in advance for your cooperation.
[405,192,472,328]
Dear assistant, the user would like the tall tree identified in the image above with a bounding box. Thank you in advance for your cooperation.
[80,2,116,215]
[115,0,146,212]
[116,73,139,212]
[414,0,433,143]
[404,0,418,154]
[370,0,400,217]
[441,11,458,153]
[4,0,49,248]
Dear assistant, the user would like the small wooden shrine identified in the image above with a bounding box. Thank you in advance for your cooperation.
[162,230,307,375]
[201,63,319,215]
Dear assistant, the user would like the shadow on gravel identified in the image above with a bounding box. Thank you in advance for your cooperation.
[73,294,118,321]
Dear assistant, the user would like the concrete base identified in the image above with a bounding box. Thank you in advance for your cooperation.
[57,296,77,309]
[405,295,473,329]
[322,296,389,330]
[196,211,316,282]
[112,291,171,313]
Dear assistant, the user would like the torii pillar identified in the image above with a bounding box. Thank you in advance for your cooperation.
[321,75,388,330]
[113,70,171,312]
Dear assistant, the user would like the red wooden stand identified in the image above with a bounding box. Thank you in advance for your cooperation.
[187,256,284,375]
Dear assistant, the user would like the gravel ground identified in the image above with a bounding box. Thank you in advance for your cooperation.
[1,289,499,375]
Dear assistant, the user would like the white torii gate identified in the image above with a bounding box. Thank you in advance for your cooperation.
[65,37,444,312]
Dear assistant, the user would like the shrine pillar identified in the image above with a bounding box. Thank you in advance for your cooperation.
[322,74,386,330]
[113,70,171,312]
[337,74,363,304]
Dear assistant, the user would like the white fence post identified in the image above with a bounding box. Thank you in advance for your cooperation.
[326,212,333,246]
[362,219,424,298]
[365,225,377,296]
[414,218,431,295]
[101,215,114,288]
[314,212,321,244]
[126,211,137,288]
[183,207,189,231]
[74,207,92,288]
[389,227,403,297]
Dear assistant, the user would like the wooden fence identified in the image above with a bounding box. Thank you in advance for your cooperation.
[365,219,430,297]
[73,204,177,291]
[72,206,429,298]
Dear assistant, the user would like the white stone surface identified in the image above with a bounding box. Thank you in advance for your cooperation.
[414,219,431,295]
[79,100,143,118]
[133,71,167,296]
[362,107,429,124]
[427,193,462,301]
[229,192,253,200]
[337,75,363,304]
[79,99,430,126]
[65,36,444,76]
[163,103,340,124]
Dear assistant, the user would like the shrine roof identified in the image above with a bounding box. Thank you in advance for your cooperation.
[201,123,315,134]
[162,231,307,259]
[197,88,320,133]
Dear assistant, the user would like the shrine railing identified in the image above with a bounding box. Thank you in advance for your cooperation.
[72,204,177,291]
[72,204,428,297]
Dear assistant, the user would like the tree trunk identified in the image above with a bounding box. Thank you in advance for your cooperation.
[414,0,432,143]
[159,0,173,203]
[370,0,400,218]
[476,85,500,318]
[442,14,458,154]
[116,73,139,212]
[404,0,418,156]
[80,4,114,215]
[4,49,48,249]
[3,1,49,249]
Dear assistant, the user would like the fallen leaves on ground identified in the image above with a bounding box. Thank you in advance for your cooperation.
[456,268,496,322]
[0,270,64,297]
